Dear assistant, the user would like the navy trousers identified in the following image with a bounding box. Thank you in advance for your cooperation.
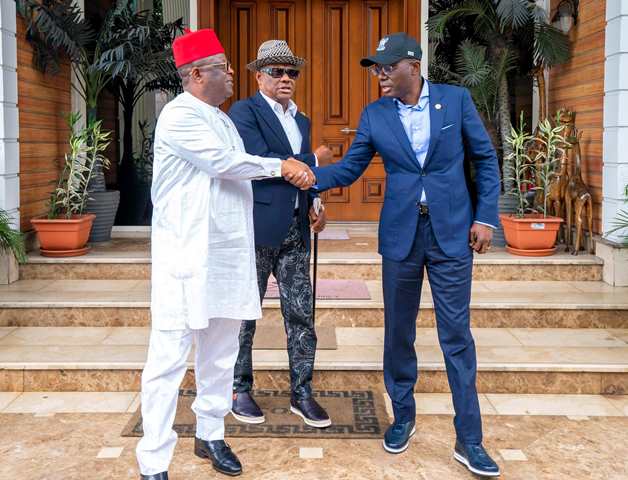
[382,212,482,443]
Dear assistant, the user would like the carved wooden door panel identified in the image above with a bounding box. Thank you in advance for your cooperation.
[310,0,404,221]
[214,0,409,220]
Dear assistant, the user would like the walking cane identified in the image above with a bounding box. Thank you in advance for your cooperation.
[312,197,322,320]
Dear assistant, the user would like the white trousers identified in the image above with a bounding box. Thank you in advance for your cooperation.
[136,318,241,476]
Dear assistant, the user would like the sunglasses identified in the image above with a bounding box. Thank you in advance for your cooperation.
[368,63,399,77]
[260,67,301,79]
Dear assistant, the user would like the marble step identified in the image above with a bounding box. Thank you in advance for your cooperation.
[1,280,627,329]
[20,239,603,282]
[1,327,627,394]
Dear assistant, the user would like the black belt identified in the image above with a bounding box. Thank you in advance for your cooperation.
[417,203,429,216]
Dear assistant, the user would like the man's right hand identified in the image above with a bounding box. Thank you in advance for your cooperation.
[314,145,333,164]
[282,158,316,190]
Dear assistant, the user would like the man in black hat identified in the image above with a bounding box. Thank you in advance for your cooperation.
[228,40,332,429]
[311,33,501,477]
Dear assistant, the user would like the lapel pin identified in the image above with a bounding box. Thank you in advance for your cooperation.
[435,103,442,110]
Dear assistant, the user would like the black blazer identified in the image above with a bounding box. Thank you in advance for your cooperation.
[228,92,318,249]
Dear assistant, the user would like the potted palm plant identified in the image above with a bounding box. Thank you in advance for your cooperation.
[500,113,564,256]
[31,114,111,257]
[0,209,26,284]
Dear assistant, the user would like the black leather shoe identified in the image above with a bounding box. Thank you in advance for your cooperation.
[454,440,500,477]
[290,396,332,428]
[194,437,242,476]
[383,420,415,454]
[231,391,265,424]
[140,473,168,480]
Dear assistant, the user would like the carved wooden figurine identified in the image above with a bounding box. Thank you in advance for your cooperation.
[564,128,594,255]
[545,108,575,243]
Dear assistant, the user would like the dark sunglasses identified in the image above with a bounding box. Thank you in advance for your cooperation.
[260,67,300,79]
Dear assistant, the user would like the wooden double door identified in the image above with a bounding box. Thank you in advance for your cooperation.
[201,0,421,221]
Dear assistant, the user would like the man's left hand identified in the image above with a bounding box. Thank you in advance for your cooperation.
[309,204,327,233]
[469,223,493,254]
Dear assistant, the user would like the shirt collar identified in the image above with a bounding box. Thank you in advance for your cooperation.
[395,79,429,113]
[260,91,298,117]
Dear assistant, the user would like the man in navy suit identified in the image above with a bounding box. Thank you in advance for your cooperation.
[228,40,332,429]
[311,33,500,477]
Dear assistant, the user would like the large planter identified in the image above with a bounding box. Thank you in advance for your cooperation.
[86,190,120,242]
[500,213,563,256]
[31,214,95,257]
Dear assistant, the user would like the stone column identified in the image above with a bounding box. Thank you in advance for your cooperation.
[0,0,19,283]
[598,0,628,285]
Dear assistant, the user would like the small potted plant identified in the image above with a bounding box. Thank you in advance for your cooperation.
[0,209,26,284]
[30,113,111,257]
[500,113,564,256]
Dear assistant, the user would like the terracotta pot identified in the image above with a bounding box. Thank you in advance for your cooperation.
[499,213,563,255]
[31,214,95,257]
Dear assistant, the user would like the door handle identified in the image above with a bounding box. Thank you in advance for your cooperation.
[340,128,357,134]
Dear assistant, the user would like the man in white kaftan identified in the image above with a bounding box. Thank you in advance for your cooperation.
[136,28,315,480]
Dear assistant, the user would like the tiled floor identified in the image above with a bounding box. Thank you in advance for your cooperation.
[1,410,627,479]
[1,327,627,371]
[2,391,627,417]
[2,279,628,308]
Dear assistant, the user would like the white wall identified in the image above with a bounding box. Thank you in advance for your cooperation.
[0,0,19,229]
[603,0,628,242]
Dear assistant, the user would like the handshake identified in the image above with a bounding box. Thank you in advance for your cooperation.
[280,145,333,190]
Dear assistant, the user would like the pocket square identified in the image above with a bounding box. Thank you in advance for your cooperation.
[441,123,455,131]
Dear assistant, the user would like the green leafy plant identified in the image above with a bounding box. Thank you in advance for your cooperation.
[533,115,567,217]
[606,184,628,244]
[49,113,112,219]
[428,0,571,186]
[0,209,26,264]
[504,112,535,217]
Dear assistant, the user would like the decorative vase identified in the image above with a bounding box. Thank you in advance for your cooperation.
[86,190,120,242]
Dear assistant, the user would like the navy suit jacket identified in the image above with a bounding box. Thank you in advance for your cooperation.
[312,82,500,260]
[228,92,317,249]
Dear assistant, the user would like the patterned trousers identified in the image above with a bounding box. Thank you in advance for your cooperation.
[233,215,317,400]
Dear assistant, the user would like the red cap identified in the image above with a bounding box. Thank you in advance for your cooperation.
[172,28,225,68]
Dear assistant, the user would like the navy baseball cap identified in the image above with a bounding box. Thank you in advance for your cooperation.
[360,32,422,67]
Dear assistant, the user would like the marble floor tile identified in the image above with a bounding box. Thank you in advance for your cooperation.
[0,392,20,411]
[383,393,497,417]
[475,345,628,367]
[3,392,137,414]
[0,327,112,346]
[604,395,628,416]
[485,394,623,417]
[97,447,124,459]
[102,328,150,346]
[126,394,141,413]
[608,329,628,344]
[509,328,627,348]
[499,449,528,461]
[335,328,522,347]
[0,345,149,366]
[0,327,17,340]
[38,279,142,293]
[299,447,324,459]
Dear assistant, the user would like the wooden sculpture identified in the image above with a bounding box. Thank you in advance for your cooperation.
[545,108,575,243]
[564,128,594,255]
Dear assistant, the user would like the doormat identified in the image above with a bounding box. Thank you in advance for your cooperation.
[265,279,371,300]
[254,325,336,350]
[122,389,389,439]
[317,229,350,240]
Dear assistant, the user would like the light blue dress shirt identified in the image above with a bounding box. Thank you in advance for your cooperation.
[395,80,430,203]
[395,81,495,229]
